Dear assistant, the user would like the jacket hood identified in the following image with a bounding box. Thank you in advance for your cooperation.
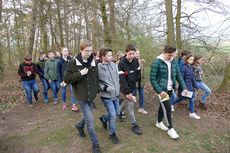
[157,54,173,63]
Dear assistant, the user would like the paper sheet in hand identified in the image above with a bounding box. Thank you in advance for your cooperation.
[158,93,169,102]
[182,91,193,98]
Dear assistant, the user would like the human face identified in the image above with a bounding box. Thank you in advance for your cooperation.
[126,50,135,62]
[135,50,140,59]
[102,51,113,63]
[25,60,32,65]
[163,52,174,61]
[48,52,55,59]
[62,48,69,57]
[81,46,93,59]
[40,54,46,60]
[187,56,194,65]
[196,58,203,64]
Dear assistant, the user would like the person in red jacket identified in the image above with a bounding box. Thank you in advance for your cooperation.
[18,55,40,107]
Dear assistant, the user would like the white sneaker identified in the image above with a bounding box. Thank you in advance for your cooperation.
[167,128,180,139]
[171,105,175,112]
[156,121,168,131]
[138,108,148,114]
[189,113,201,119]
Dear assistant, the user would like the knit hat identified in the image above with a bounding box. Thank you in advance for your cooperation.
[24,55,32,61]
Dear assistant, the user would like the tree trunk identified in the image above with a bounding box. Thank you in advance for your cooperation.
[55,0,64,47]
[165,0,175,45]
[39,0,48,53]
[6,20,12,64]
[217,63,230,92]
[92,6,97,50]
[27,0,38,56]
[176,0,182,49]
[78,8,82,50]
[108,0,115,36]
[0,0,3,82]
[99,0,112,46]
[83,0,90,40]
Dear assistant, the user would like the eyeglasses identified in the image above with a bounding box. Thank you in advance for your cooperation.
[83,50,93,53]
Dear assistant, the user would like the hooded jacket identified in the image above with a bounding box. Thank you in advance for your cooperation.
[150,54,187,94]
[44,58,58,81]
[98,62,120,99]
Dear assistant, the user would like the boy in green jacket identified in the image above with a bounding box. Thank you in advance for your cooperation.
[150,45,187,139]
[44,51,60,104]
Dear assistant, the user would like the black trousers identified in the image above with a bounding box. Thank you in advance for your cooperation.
[158,90,173,129]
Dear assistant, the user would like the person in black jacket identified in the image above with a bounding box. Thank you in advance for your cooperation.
[18,55,40,107]
[118,44,142,135]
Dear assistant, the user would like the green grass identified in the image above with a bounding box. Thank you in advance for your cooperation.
[200,140,212,150]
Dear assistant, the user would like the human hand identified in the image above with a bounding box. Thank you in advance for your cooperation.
[80,68,88,76]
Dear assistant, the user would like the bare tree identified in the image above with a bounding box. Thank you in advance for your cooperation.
[165,0,175,45]
[0,0,3,82]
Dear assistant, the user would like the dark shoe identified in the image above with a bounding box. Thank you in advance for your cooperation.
[75,124,86,137]
[188,107,197,113]
[121,112,127,118]
[118,112,124,122]
[35,97,39,103]
[109,133,119,144]
[93,102,96,109]
[199,101,208,110]
[132,123,142,135]
[93,144,102,153]
[99,116,107,129]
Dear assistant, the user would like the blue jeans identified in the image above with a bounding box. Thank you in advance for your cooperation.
[61,84,76,104]
[50,80,60,99]
[133,82,144,108]
[102,98,120,134]
[170,92,177,105]
[172,97,195,113]
[196,81,211,103]
[40,77,50,98]
[76,101,99,145]
[22,79,39,104]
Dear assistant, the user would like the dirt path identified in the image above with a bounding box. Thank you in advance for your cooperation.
[0,72,229,153]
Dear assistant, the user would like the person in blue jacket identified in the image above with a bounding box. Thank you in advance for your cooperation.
[57,47,79,111]
[172,54,200,119]
[177,50,190,70]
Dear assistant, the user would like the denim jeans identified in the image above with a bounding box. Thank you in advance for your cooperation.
[196,81,211,103]
[22,79,39,104]
[40,77,50,98]
[172,96,195,113]
[102,98,120,134]
[76,101,99,145]
[170,92,176,105]
[50,80,60,99]
[61,84,76,104]
[133,82,144,108]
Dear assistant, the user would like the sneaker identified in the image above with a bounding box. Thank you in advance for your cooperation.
[71,104,79,111]
[29,104,34,107]
[53,99,58,105]
[34,97,39,103]
[189,113,201,119]
[132,123,142,135]
[199,101,208,110]
[156,121,168,131]
[44,96,48,103]
[62,103,67,110]
[167,128,180,139]
[121,112,127,118]
[109,133,120,144]
[92,144,102,153]
[138,108,148,114]
[75,124,86,137]
[171,105,175,112]
[99,115,107,129]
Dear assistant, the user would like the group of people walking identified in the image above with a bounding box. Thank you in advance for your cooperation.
[17,41,211,153]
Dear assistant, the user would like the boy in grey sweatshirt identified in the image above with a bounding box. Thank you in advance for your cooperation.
[98,47,120,144]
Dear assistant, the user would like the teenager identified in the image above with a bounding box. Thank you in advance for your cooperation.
[98,47,120,144]
[133,50,148,114]
[171,54,200,119]
[150,45,187,139]
[18,55,39,107]
[177,50,191,69]
[63,40,101,153]
[118,44,142,135]
[193,55,211,110]
[37,52,50,103]
[45,51,60,104]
